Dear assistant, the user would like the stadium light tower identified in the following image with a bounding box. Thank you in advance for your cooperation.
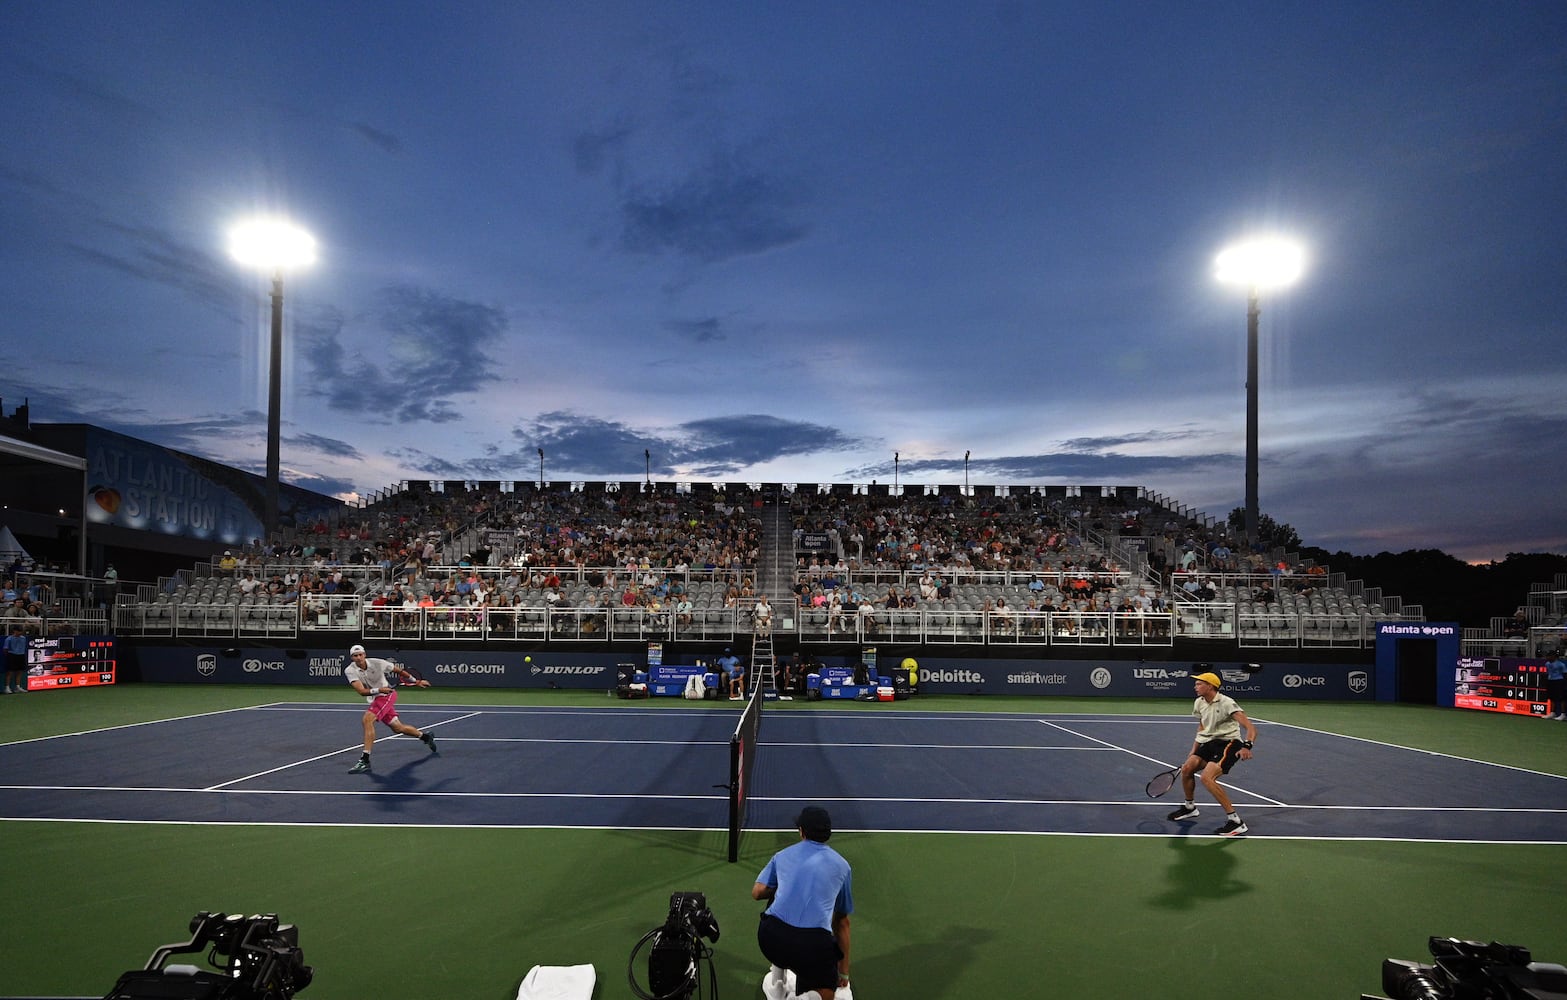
[1214,236,1305,545]
[228,217,317,543]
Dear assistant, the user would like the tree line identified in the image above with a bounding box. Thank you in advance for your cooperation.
[1231,509,1567,629]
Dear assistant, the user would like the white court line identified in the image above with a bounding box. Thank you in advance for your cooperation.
[204,711,483,790]
[413,736,727,745]
[0,815,1558,845]
[0,784,726,800]
[254,703,747,719]
[1035,717,1291,807]
[0,703,290,748]
[2,785,1562,814]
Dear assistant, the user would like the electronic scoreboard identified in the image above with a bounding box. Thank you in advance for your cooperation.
[25,635,117,691]
[1453,655,1549,717]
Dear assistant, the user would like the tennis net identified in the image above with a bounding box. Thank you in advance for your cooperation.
[726,678,765,862]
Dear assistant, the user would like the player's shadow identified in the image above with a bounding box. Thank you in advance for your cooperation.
[1147,835,1253,911]
[852,925,994,1000]
[364,754,454,811]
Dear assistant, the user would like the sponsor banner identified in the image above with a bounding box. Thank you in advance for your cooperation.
[136,647,618,689]
[130,647,1372,699]
[913,658,1373,699]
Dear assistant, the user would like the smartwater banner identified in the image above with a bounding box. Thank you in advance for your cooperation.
[130,646,619,690]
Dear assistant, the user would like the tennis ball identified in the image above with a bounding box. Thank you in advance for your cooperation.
[901,657,917,670]
[525,655,532,662]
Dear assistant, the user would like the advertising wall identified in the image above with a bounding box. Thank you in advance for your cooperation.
[907,657,1371,700]
[130,645,1372,700]
[132,646,619,690]
[82,427,341,545]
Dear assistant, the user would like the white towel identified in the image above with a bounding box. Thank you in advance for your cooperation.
[516,963,596,1000]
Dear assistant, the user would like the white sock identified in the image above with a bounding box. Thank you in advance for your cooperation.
[1227,812,1241,822]
[1184,800,1195,808]
[798,993,824,1000]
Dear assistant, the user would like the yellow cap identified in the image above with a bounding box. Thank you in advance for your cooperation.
[1192,671,1222,688]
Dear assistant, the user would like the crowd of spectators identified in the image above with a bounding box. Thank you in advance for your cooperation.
[101,480,1429,646]
[224,487,765,626]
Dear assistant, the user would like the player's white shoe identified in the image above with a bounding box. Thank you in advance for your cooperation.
[761,966,790,1000]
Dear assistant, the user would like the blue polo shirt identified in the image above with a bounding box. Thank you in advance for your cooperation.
[756,839,853,932]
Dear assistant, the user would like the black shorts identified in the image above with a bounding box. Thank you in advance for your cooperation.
[1195,738,1246,775]
[758,914,841,993]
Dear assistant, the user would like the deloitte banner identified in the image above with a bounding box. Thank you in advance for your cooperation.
[132,646,619,690]
[912,657,1372,700]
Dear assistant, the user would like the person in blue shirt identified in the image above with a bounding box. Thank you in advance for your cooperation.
[717,648,743,700]
[4,624,29,694]
[1546,650,1567,720]
[752,805,854,1000]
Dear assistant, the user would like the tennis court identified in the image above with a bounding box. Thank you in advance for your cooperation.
[5,700,1563,844]
[5,687,1567,1000]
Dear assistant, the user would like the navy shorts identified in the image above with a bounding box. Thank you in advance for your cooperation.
[758,914,841,993]
[1195,738,1246,775]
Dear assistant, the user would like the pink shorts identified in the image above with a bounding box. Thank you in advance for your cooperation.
[368,690,399,725]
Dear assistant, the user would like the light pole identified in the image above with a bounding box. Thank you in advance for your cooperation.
[228,217,316,543]
[537,448,544,490]
[1215,237,1304,545]
[964,450,970,496]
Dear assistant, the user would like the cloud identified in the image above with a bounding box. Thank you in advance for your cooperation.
[619,152,808,263]
[300,286,508,424]
[388,411,869,479]
[289,471,360,497]
[348,121,402,154]
[287,432,364,461]
[385,446,471,478]
[573,123,634,176]
[1057,429,1209,452]
[67,222,238,318]
[663,316,726,343]
[7,54,160,121]
[844,451,1235,483]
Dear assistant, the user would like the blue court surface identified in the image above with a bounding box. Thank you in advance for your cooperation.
[2,703,1564,844]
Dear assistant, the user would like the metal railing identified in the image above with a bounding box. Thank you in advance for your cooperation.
[108,597,1410,649]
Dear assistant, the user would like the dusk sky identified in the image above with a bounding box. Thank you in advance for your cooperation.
[3,3,1564,563]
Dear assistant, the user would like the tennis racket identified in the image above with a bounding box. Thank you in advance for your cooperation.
[1145,766,1182,798]
[397,666,430,688]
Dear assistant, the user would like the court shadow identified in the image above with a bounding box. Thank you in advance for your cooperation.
[857,925,994,999]
[363,754,456,810]
[1147,836,1253,911]
[604,824,732,859]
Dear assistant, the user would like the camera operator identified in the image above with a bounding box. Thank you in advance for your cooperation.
[752,806,854,1000]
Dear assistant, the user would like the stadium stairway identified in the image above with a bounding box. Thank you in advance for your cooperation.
[753,497,794,693]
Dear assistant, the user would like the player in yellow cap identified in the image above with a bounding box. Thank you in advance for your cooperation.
[1166,667,1258,836]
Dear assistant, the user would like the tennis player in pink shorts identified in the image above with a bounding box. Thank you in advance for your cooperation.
[343,643,438,773]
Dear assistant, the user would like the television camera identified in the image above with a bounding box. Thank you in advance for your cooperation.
[628,891,721,1000]
[103,911,312,1000]
[1363,937,1567,1000]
